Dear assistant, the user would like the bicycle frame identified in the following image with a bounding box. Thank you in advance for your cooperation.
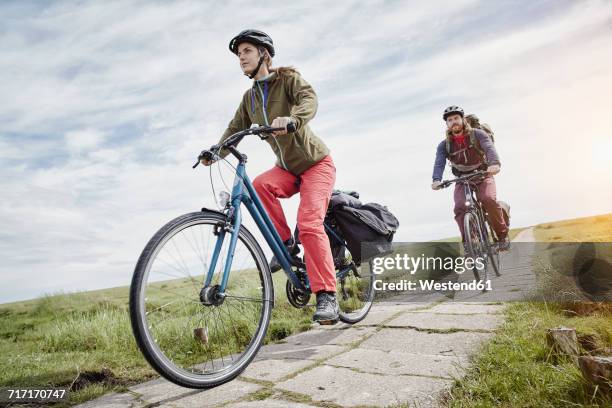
[198,128,356,299]
[202,159,307,294]
[461,181,491,249]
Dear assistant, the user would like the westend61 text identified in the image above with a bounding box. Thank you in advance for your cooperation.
[373,279,492,292]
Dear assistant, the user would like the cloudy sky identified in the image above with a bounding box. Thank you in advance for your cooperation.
[1,0,611,303]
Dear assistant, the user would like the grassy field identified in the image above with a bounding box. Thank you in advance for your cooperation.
[446,213,612,407]
[3,215,609,406]
[0,270,314,406]
[446,302,612,407]
[534,213,612,242]
[432,227,527,243]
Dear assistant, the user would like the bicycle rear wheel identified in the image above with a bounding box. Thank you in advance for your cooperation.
[130,211,273,389]
[337,250,375,324]
[463,212,488,283]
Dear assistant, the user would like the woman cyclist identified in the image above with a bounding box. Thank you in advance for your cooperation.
[202,29,338,324]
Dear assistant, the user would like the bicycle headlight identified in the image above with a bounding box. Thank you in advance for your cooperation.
[218,191,231,208]
[465,201,471,207]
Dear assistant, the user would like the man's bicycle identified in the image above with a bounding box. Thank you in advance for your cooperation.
[129,124,375,389]
[439,171,501,283]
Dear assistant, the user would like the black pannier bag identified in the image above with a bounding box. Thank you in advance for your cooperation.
[326,190,399,264]
[293,190,400,265]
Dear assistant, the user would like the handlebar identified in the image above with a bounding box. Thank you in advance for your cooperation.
[439,170,487,189]
[193,123,296,168]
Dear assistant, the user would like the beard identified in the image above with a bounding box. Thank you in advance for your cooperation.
[450,123,464,135]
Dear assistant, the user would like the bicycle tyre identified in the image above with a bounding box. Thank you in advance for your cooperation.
[464,212,488,283]
[486,225,501,277]
[338,260,375,324]
[129,211,273,389]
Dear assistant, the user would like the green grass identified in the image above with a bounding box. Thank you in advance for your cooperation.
[0,270,313,406]
[433,227,527,243]
[445,213,612,407]
[534,213,612,242]
[446,302,612,408]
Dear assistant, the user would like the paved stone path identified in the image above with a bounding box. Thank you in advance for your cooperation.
[79,229,536,408]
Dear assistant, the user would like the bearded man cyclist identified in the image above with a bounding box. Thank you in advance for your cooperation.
[431,106,510,251]
[202,29,339,324]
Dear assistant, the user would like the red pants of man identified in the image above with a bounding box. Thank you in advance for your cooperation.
[453,176,508,241]
[252,156,336,293]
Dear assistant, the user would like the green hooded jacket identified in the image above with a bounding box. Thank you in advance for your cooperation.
[218,68,330,175]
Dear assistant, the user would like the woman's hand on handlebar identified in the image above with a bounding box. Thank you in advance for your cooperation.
[197,148,217,167]
[270,117,294,136]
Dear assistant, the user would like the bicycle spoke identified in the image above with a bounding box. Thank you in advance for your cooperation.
[132,214,272,385]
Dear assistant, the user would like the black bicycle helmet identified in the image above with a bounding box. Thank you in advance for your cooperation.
[229,29,275,57]
[443,106,464,121]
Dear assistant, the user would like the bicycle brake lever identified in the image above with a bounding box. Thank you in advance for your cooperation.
[193,147,218,169]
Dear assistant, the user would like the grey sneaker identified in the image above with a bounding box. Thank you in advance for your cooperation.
[270,238,300,273]
[313,292,339,325]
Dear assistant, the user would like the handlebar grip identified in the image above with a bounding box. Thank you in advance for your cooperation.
[286,122,296,133]
[201,150,214,161]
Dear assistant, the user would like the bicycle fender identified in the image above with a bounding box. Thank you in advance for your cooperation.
[200,207,226,216]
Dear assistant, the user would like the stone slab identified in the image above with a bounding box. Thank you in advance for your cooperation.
[129,378,196,405]
[75,393,138,408]
[387,312,503,331]
[354,303,431,326]
[326,348,468,379]
[285,326,376,346]
[170,379,261,408]
[241,358,314,382]
[421,302,505,315]
[360,328,493,356]
[275,365,451,407]
[255,343,347,361]
[226,400,317,408]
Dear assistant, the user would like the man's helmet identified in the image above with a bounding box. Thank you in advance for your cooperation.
[443,106,464,121]
[229,29,275,57]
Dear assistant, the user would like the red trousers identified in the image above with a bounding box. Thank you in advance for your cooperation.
[453,176,508,241]
[252,156,336,293]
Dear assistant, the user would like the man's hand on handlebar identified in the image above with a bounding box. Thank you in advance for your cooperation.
[431,181,442,190]
[270,117,295,136]
[487,164,500,175]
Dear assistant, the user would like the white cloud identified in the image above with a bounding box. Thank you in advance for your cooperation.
[1,0,611,303]
[64,128,106,153]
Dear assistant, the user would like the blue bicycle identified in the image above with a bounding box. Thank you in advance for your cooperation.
[129,125,375,388]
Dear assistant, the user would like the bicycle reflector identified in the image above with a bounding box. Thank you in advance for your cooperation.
[218,191,231,208]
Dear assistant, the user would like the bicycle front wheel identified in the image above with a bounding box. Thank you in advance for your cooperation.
[487,226,501,277]
[464,212,488,283]
[129,211,273,389]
